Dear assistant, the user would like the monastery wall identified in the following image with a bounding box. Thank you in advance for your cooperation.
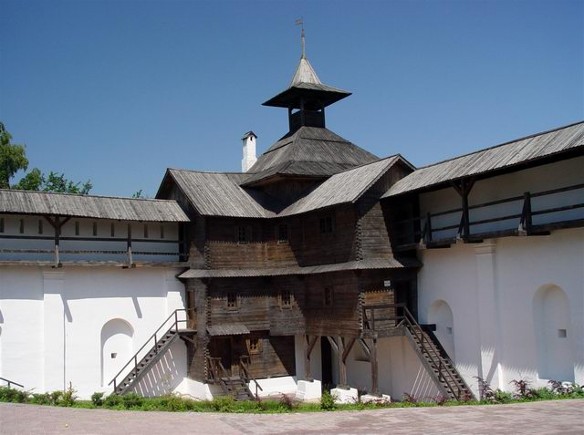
[0,266,185,398]
[417,227,584,397]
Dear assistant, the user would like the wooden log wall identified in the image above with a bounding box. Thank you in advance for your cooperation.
[186,278,209,381]
[299,272,362,337]
[207,278,304,334]
[246,333,296,379]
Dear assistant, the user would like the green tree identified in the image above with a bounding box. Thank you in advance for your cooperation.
[0,122,29,189]
[1,122,93,194]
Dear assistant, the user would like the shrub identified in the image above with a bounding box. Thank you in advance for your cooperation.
[91,392,105,407]
[510,379,536,400]
[103,393,124,409]
[0,386,29,403]
[61,382,77,407]
[320,390,336,411]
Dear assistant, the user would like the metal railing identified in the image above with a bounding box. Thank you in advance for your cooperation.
[0,377,24,389]
[108,308,192,393]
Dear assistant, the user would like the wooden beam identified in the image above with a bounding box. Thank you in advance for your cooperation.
[304,335,318,381]
[342,337,356,363]
[370,338,379,396]
[337,337,348,388]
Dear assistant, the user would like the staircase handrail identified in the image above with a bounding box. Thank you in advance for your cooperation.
[108,308,192,391]
[0,377,24,389]
[239,355,263,398]
[207,357,231,396]
[398,304,467,400]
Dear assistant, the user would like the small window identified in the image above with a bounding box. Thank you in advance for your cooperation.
[0,217,4,233]
[143,224,149,238]
[558,329,567,338]
[110,223,115,237]
[280,289,292,308]
[237,225,251,243]
[160,224,165,239]
[38,219,43,235]
[277,224,289,243]
[248,337,261,354]
[92,222,98,236]
[19,219,25,234]
[227,292,238,309]
[319,215,335,234]
[75,221,80,236]
[324,287,334,307]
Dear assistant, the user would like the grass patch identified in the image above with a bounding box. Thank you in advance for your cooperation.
[1,381,583,413]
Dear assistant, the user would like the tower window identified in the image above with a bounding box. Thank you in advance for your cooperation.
[143,224,149,239]
[227,292,238,309]
[237,225,251,243]
[160,224,165,239]
[277,224,289,243]
[280,289,292,308]
[92,222,98,236]
[324,287,334,307]
[248,337,261,354]
[110,223,115,237]
[319,215,335,234]
[75,221,80,236]
[38,219,43,235]
[19,219,25,234]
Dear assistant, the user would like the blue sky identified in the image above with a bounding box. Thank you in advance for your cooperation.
[1,0,582,197]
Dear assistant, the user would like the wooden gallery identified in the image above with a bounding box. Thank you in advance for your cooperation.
[1,47,583,402]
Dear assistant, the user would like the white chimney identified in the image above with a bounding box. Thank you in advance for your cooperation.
[241,131,257,172]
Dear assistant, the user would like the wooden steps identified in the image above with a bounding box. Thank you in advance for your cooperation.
[113,331,179,395]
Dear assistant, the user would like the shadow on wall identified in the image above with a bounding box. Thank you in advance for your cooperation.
[131,340,186,397]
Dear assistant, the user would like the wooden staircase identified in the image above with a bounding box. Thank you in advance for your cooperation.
[109,309,192,395]
[207,356,259,401]
[362,303,474,401]
[399,307,474,401]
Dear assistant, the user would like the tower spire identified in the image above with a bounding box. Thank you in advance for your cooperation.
[296,18,305,59]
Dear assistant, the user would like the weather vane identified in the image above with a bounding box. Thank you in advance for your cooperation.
[295,18,305,58]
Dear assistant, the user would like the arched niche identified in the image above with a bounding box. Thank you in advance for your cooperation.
[533,285,574,382]
[101,319,134,387]
[428,299,455,361]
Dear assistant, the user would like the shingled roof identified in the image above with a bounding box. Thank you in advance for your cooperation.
[242,126,379,186]
[160,155,403,219]
[0,189,189,222]
[384,121,584,197]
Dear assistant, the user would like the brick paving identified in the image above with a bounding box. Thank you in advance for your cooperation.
[0,399,582,434]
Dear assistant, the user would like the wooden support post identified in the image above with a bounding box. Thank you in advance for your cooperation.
[520,191,532,235]
[337,337,347,388]
[425,212,432,244]
[453,178,475,241]
[370,337,379,396]
[127,223,134,267]
[44,215,68,268]
[304,335,318,381]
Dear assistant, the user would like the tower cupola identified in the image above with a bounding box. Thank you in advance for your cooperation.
[262,26,351,133]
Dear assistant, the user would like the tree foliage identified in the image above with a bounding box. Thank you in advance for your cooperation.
[0,122,29,189]
[0,122,92,194]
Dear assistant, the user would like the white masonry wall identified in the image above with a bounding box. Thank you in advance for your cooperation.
[417,227,584,397]
[0,265,186,398]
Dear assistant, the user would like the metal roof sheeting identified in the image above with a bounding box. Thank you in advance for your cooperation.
[384,121,584,197]
[0,189,189,222]
[178,258,419,279]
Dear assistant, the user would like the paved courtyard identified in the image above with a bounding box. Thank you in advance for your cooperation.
[0,399,582,434]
